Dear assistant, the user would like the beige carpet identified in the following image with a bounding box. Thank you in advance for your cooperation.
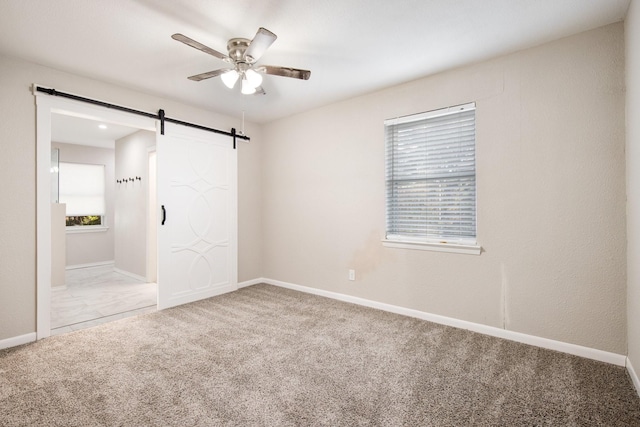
[1,284,639,426]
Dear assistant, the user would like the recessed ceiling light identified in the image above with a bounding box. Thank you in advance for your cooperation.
[98,124,107,129]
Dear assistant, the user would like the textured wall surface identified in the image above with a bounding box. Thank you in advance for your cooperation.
[262,24,627,353]
[627,0,640,371]
[0,55,263,341]
[114,130,155,278]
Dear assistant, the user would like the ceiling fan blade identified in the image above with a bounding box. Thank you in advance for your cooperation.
[244,28,277,63]
[172,33,230,62]
[187,68,230,81]
[254,86,266,96]
[256,65,311,80]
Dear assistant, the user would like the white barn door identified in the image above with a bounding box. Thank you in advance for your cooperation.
[156,123,237,310]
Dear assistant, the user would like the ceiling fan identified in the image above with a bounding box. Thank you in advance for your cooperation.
[172,28,311,95]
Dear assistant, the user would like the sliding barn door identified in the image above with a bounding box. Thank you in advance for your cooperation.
[156,123,237,310]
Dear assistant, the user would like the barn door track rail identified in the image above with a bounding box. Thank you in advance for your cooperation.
[35,85,249,148]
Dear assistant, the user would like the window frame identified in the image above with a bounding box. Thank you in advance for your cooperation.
[383,102,481,255]
[65,215,108,234]
[58,161,108,233]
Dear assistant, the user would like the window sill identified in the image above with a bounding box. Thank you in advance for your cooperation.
[382,239,482,255]
[66,225,109,234]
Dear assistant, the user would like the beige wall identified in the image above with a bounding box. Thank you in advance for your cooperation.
[627,0,640,371]
[52,142,115,267]
[0,54,262,341]
[262,23,626,353]
[0,22,629,357]
[114,130,155,278]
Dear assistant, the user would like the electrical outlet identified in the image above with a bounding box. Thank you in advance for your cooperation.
[348,269,355,281]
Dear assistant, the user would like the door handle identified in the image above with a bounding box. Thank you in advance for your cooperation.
[161,205,166,225]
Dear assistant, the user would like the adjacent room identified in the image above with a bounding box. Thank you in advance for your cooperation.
[1,0,640,424]
[49,114,158,334]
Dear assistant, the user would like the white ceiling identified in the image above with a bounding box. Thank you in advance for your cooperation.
[0,0,631,124]
[51,114,141,148]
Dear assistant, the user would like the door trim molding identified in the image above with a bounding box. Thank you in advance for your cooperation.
[34,86,156,339]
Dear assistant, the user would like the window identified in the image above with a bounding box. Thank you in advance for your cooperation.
[384,102,478,253]
[59,162,106,229]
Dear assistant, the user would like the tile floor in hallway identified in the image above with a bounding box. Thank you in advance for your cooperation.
[51,264,157,336]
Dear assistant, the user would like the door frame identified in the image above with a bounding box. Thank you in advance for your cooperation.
[35,89,157,339]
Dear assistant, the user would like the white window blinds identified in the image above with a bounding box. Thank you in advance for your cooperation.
[385,103,476,244]
[59,162,106,216]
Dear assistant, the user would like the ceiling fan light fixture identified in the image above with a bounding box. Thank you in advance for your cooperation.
[241,77,256,95]
[221,69,239,88]
[173,28,311,96]
[245,69,263,88]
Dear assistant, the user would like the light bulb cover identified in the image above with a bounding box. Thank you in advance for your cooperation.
[221,70,239,88]
[241,78,256,95]
[245,69,263,88]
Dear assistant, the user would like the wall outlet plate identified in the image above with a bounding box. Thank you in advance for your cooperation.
[348,269,355,281]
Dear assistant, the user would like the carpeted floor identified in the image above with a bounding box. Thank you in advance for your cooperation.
[1,284,639,426]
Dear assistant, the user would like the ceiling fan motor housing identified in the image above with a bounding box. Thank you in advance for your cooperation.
[227,38,252,63]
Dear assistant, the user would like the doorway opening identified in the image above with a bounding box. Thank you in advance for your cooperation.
[48,113,158,335]
[36,91,159,339]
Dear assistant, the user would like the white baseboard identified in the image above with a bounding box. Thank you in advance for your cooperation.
[113,268,147,282]
[66,260,114,270]
[627,357,640,397]
[0,333,37,350]
[238,278,264,289]
[249,278,626,367]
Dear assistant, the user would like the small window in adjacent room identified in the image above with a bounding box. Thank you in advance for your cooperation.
[383,102,480,255]
[59,162,106,230]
